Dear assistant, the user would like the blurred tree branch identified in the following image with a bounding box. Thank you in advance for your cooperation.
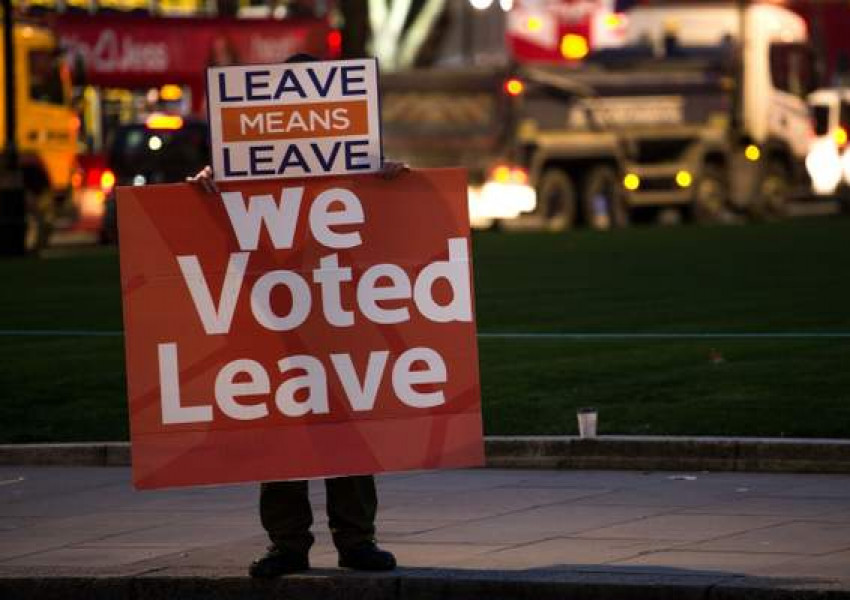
[359,0,448,70]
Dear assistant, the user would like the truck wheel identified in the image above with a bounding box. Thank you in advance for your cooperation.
[24,188,53,254]
[690,165,730,223]
[536,168,577,231]
[836,188,850,215]
[582,165,629,229]
[751,163,790,220]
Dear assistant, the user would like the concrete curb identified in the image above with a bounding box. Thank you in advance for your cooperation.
[0,442,130,467]
[2,436,849,473]
[485,435,850,473]
[1,570,848,600]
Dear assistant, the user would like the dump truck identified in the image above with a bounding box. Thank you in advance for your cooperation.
[382,1,816,230]
[509,1,816,228]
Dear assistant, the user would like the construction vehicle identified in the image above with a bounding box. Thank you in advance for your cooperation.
[383,1,816,230]
[381,67,535,229]
[510,1,817,228]
[1,20,79,252]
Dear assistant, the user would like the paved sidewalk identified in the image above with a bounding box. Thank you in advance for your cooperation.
[2,466,849,599]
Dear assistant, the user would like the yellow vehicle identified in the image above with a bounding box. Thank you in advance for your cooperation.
[1,21,78,252]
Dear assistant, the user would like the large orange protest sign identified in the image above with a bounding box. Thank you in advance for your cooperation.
[118,168,483,490]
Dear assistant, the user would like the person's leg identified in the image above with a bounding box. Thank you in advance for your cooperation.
[250,480,313,577]
[325,475,377,550]
[325,475,395,570]
[259,480,315,553]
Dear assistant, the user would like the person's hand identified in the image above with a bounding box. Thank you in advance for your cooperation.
[186,165,219,194]
[380,161,409,180]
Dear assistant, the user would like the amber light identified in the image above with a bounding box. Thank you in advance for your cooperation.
[603,13,625,29]
[561,34,589,60]
[100,170,116,192]
[491,165,528,185]
[146,113,184,130]
[505,78,524,96]
[160,84,183,102]
[833,126,848,148]
[493,165,512,183]
[527,16,543,32]
[744,144,761,162]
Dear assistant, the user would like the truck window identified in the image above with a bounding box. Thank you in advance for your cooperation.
[840,102,850,130]
[769,43,816,99]
[28,49,65,105]
[812,105,830,135]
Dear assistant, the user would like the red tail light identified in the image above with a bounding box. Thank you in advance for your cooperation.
[83,166,116,193]
[327,30,342,59]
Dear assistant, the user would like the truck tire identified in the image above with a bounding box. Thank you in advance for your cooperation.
[582,165,629,229]
[24,187,53,254]
[838,188,850,216]
[536,168,577,231]
[751,162,790,220]
[690,165,730,223]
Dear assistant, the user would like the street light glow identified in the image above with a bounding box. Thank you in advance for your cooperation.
[469,0,493,9]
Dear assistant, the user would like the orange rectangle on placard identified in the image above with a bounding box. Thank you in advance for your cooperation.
[220,100,369,143]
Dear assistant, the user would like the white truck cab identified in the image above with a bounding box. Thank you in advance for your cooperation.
[626,3,813,164]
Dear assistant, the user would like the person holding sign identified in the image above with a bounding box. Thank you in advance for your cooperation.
[189,161,405,577]
[190,54,405,577]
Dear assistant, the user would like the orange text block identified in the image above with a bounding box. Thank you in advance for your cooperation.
[221,100,369,143]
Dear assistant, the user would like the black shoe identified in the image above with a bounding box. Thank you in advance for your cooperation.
[338,542,397,571]
[249,545,310,578]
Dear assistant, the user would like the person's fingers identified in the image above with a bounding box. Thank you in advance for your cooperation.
[380,161,409,180]
[187,166,219,194]
[204,178,220,194]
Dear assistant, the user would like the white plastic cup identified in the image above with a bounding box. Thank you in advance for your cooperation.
[577,408,598,439]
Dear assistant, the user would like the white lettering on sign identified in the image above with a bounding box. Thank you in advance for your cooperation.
[239,109,351,135]
[158,345,448,424]
[158,185,470,425]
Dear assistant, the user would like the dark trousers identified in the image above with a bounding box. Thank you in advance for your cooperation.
[260,475,377,555]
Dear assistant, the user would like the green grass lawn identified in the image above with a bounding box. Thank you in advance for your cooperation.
[1,218,849,442]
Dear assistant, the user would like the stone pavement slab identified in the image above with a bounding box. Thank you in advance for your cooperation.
[1,466,849,599]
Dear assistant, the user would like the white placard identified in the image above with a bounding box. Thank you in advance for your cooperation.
[206,58,382,181]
